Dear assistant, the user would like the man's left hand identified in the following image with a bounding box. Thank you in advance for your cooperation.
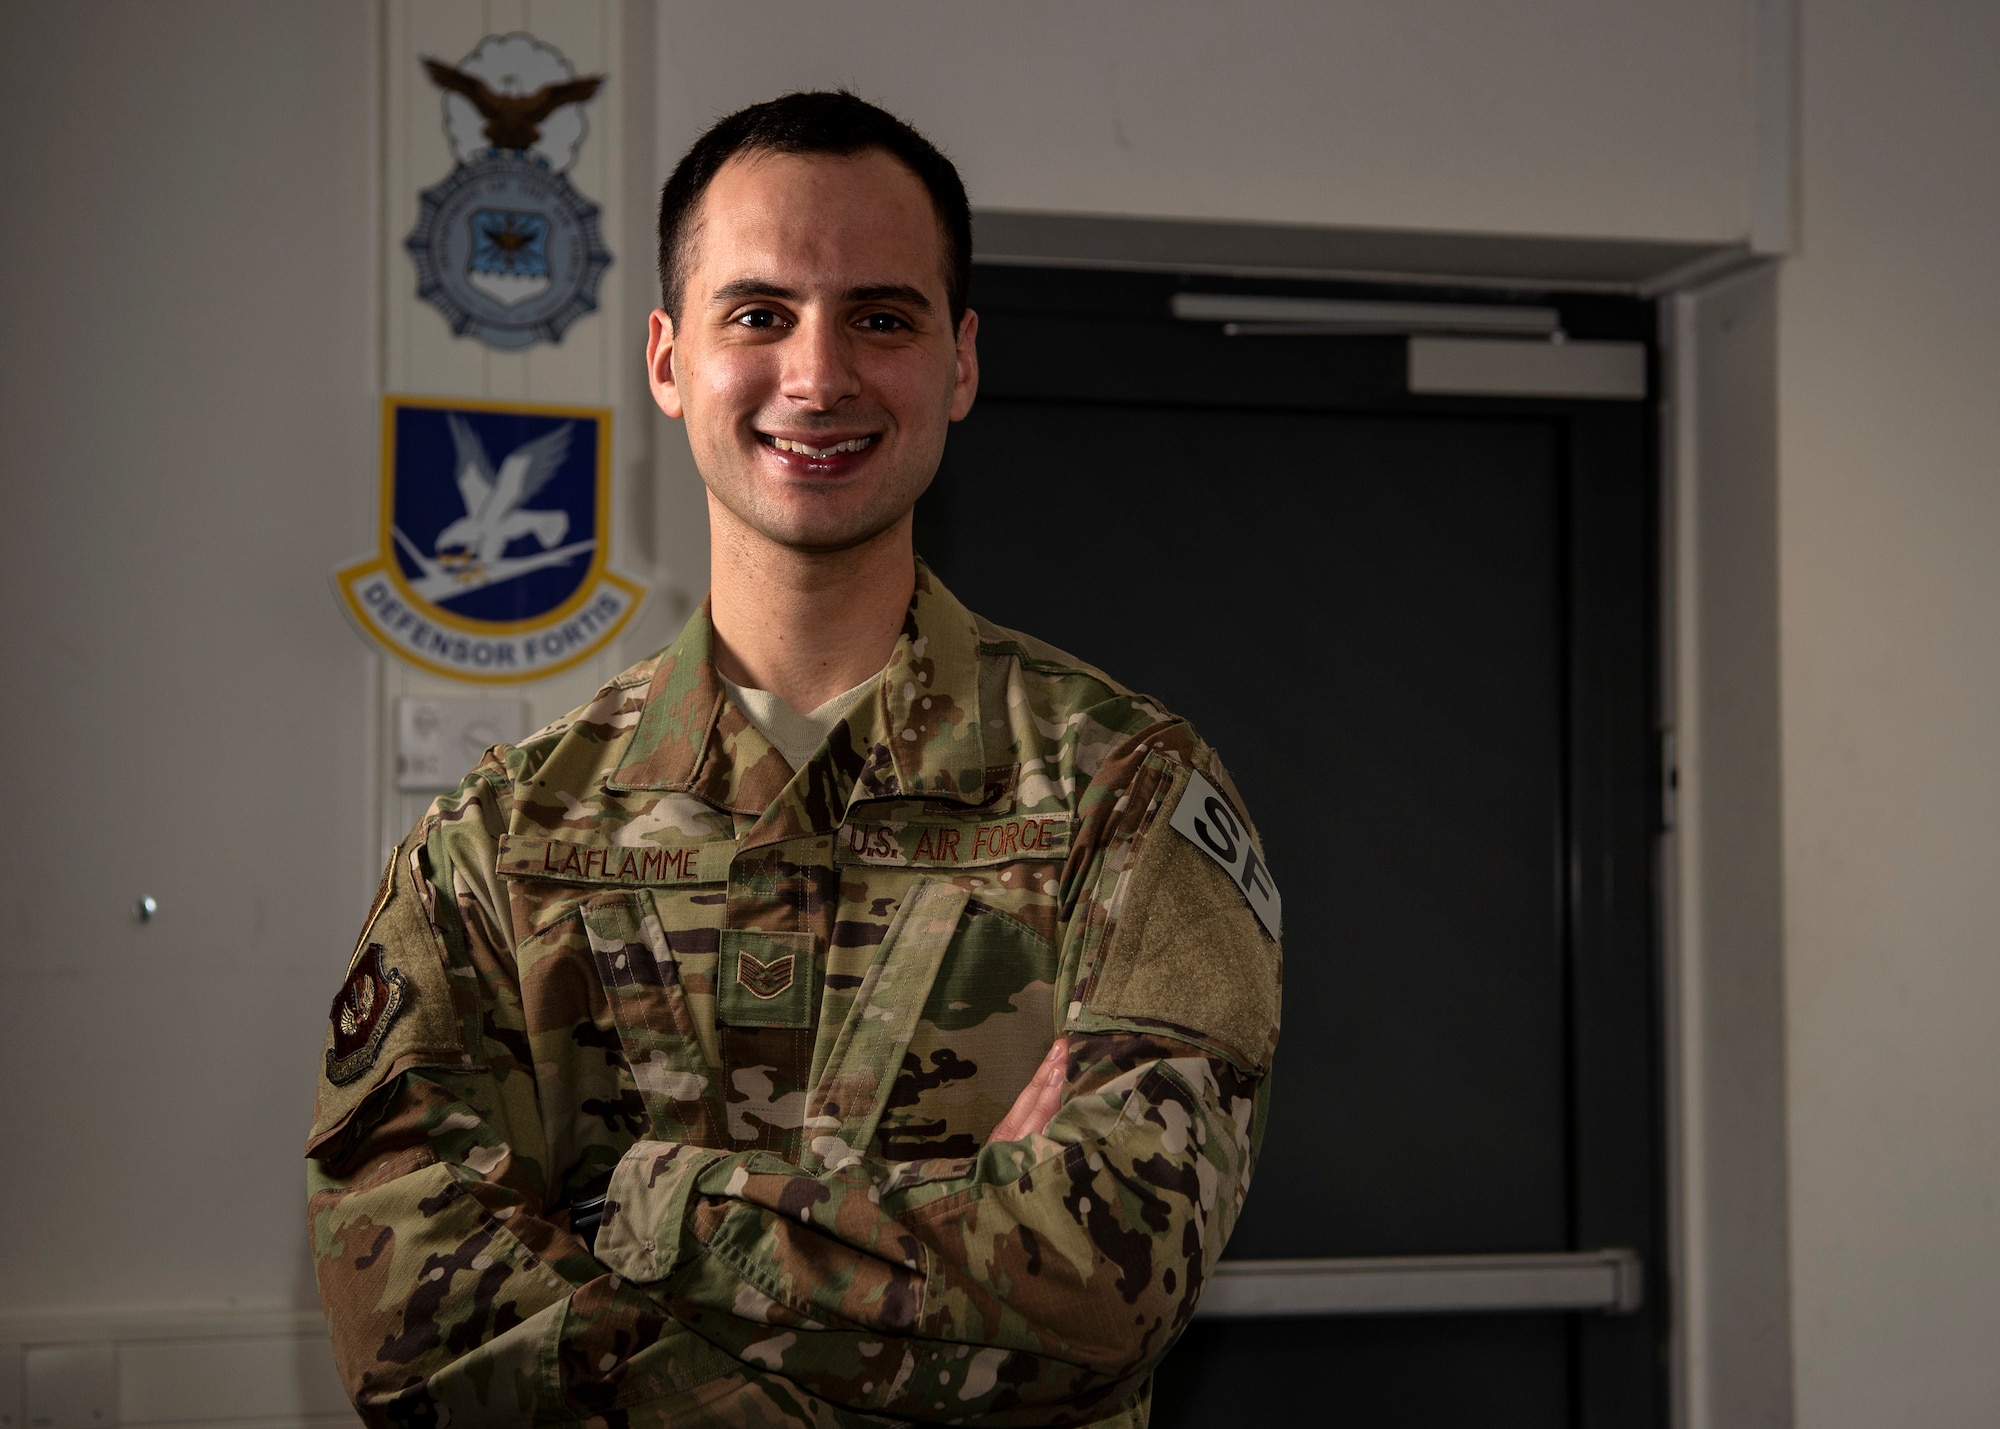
[986,1036,1069,1144]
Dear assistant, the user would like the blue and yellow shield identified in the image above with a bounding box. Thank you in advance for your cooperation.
[334,395,645,681]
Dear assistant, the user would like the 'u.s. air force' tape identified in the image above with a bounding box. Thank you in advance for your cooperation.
[1169,769,1282,940]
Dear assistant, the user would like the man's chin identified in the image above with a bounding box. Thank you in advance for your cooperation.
[734,501,914,559]
[765,519,908,558]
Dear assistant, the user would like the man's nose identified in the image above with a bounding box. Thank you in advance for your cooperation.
[779,310,862,410]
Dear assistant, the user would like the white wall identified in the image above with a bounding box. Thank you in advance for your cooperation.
[1780,1,2000,1422]
[653,0,1753,243]
[0,2,377,1317]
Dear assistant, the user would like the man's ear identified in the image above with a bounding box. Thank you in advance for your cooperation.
[950,307,980,422]
[646,309,684,420]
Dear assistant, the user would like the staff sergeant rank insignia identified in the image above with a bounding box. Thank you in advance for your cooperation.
[406,32,612,349]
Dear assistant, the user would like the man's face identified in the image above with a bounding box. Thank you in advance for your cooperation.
[648,148,978,555]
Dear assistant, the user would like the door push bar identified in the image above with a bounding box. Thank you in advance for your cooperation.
[1195,1249,1644,1318]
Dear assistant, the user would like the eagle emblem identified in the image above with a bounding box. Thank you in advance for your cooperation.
[332,395,646,682]
[410,414,583,595]
[421,57,603,154]
[405,32,612,349]
[326,944,409,1086]
[336,969,377,1038]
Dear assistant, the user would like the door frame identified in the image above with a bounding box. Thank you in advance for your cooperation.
[969,212,1792,1429]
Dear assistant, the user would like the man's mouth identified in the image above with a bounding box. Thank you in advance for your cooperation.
[760,433,877,459]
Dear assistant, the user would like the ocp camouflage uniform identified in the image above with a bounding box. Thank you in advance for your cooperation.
[307,564,1283,1427]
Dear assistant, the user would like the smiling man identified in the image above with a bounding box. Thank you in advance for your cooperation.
[308,92,1282,1427]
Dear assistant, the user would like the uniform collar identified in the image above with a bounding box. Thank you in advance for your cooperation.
[606,561,989,836]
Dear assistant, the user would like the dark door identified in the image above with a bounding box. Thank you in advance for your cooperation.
[917,266,1663,1427]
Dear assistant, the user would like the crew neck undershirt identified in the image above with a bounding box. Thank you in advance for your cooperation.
[719,671,880,773]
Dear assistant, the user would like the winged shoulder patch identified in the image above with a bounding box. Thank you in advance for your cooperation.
[325,944,410,1086]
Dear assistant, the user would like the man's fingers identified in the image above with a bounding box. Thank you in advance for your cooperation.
[987,1048,1052,1143]
[987,1036,1070,1144]
[1020,1052,1065,1137]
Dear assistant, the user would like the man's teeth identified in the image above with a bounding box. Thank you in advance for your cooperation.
[770,436,871,457]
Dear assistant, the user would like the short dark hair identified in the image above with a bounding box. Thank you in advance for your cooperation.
[656,90,972,328]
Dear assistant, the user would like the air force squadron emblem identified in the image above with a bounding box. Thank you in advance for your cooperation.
[333,397,646,682]
[406,33,612,348]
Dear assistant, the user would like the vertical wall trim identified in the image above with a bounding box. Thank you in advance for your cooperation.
[1667,263,1795,1428]
[1659,291,1696,1429]
[619,0,658,580]
[364,0,390,892]
[1750,0,1799,253]
[370,0,643,869]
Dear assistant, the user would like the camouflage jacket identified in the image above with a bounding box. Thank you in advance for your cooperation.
[307,564,1283,1427]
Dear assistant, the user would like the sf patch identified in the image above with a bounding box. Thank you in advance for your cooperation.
[325,944,410,1086]
[1170,769,1283,940]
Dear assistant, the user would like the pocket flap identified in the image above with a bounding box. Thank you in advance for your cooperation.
[799,879,971,1172]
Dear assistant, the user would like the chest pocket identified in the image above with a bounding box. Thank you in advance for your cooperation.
[581,891,727,1146]
[799,879,970,1172]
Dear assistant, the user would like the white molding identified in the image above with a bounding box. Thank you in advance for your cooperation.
[1664,263,1796,1429]
[974,207,1741,295]
[1660,289,1694,1429]
[0,1306,328,1348]
[0,1308,356,1429]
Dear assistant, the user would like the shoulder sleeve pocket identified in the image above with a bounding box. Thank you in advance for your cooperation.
[1069,754,1283,1075]
[305,835,472,1160]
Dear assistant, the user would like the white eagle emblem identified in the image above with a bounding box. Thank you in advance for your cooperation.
[392,416,596,603]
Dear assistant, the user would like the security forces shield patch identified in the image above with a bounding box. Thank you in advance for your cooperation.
[332,396,647,681]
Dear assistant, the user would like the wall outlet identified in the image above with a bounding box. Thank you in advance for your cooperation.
[23,1344,112,1429]
[396,698,527,791]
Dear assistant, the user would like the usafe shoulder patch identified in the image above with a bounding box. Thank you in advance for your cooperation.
[496,834,733,886]
[308,839,469,1161]
[325,944,408,1086]
[835,812,1071,868]
[1169,769,1282,940]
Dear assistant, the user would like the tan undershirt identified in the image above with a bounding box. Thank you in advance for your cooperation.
[719,671,880,773]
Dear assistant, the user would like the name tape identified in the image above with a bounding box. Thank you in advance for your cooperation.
[497,834,732,886]
[836,813,1071,868]
[1168,770,1282,940]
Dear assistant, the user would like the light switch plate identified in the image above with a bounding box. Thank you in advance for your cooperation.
[396,698,527,791]
[23,1343,112,1429]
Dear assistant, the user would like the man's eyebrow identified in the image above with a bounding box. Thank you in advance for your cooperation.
[846,283,933,312]
[709,277,800,307]
[705,279,935,314]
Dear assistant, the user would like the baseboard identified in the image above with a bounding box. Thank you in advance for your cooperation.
[0,1306,358,1428]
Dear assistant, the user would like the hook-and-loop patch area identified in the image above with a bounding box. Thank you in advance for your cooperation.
[1169,769,1282,940]
[717,930,815,1029]
[325,943,409,1086]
